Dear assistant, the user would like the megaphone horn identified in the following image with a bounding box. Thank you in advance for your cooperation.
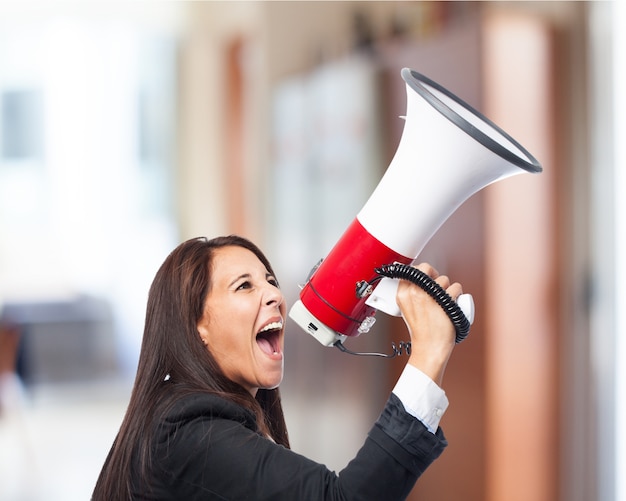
[289,68,542,348]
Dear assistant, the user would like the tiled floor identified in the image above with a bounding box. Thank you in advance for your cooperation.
[0,376,131,501]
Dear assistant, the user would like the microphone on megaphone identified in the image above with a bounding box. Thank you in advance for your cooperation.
[289,68,542,352]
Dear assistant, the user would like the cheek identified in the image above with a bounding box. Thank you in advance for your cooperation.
[205,310,249,353]
[201,295,259,352]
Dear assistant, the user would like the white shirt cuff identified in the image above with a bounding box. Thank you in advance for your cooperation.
[392,363,449,434]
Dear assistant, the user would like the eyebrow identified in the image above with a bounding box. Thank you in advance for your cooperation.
[229,273,251,289]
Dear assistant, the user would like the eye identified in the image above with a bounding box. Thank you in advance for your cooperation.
[236,280,252,291]
[268,277,279,288]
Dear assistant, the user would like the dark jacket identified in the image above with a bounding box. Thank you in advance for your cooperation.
[131,392,447,500]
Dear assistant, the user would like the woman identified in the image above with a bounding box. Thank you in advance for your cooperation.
[93,235,462,500]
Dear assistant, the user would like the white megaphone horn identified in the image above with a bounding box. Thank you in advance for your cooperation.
[289,68,542,348]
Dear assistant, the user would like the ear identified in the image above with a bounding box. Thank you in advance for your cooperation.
[197,316,210,346]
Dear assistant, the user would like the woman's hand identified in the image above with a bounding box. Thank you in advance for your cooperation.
[396,263,463,387]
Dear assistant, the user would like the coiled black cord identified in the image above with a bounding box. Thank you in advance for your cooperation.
[333,262,471,358]
[375,263,470,343]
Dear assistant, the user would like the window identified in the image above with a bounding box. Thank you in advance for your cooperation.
[1,89,43,161]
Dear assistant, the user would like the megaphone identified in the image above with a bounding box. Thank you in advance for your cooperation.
[289,68,542,348]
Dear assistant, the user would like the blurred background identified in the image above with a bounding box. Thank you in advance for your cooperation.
[0,1,623,500]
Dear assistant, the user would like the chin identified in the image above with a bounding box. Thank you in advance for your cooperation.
[262,376,283,391]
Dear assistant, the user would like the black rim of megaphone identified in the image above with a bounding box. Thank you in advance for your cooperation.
[402,68,542,174]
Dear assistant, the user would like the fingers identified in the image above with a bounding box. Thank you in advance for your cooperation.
[445,282,463,301]
[415,263,463,301]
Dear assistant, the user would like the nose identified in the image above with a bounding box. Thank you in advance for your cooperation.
[264,283,284,309]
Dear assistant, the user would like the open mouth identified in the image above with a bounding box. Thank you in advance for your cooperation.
[256,321,283,356]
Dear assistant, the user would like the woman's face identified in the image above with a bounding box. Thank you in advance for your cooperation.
[197,245,286,396]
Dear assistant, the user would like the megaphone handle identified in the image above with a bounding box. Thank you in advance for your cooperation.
[456,293,475,326]
[375,263,472,343]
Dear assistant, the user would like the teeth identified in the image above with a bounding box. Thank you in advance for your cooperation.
[259,321,283,333]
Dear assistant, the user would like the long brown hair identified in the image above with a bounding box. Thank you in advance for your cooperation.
[92,236,290,500]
